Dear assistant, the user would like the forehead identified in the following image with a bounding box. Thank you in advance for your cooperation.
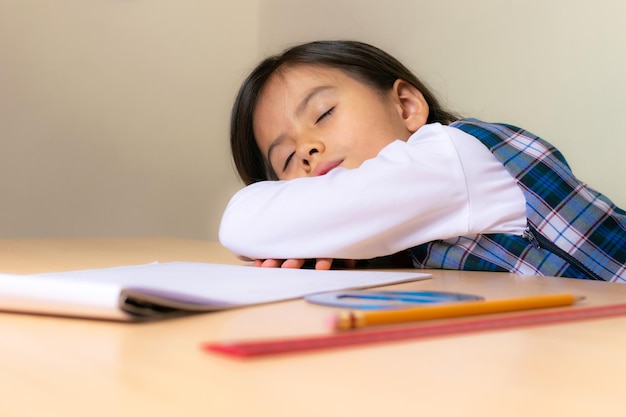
[254,65,364,125]
[257,64,347,107]
[273,63,349,85]
[252,65,346,141]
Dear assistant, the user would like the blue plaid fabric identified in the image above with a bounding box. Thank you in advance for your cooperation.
[409,119,626,282]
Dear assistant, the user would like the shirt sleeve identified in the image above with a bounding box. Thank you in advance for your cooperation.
[219,123,526,260]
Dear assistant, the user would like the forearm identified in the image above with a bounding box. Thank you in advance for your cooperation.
[219,140,471,260]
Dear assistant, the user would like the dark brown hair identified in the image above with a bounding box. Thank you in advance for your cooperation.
[230,40,459,184]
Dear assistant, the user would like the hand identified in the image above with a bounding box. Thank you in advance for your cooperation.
[252,258,356,270]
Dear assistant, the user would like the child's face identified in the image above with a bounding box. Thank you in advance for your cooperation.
[253,64,428,180]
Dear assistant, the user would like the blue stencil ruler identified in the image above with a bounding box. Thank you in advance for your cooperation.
[305,290,483,309]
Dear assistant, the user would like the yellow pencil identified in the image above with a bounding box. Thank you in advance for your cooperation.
[332,293,584,330]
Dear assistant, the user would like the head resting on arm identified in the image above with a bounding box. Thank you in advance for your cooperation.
[230,40,459,185]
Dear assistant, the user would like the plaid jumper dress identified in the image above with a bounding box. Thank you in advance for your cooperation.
[409,119,626,282]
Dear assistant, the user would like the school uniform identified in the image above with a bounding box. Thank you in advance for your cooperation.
[412,119,626,282]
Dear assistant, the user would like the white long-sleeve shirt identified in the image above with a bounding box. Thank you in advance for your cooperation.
[219,123,528,260]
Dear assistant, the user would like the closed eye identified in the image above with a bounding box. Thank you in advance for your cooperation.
[315,107,334,124]
[282,151,295,172]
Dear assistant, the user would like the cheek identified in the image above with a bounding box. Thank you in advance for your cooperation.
[343,137,390,169]
[330,108,397,158]
[357,125,397,156]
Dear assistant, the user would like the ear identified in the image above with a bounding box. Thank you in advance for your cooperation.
[391,79,429,133]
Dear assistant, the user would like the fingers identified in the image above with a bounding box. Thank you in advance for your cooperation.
[253,259,283,268]
[314,258,333,270]
[321,259,357,269]
[252,259,305,268]
[252,258,357,270]
[280,259,306,269]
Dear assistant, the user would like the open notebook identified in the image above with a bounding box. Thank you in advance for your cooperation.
[0,262,430,321]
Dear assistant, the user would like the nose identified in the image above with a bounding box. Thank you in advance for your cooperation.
[295,138,324,171]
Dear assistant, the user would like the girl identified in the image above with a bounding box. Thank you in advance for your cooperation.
[220,40,626,282]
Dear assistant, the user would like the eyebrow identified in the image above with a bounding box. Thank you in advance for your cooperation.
[295,85,334,117]
[266,85,334,165]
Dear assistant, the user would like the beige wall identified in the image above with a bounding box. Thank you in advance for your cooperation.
[259,0,626,208]
[0,0,259,239]
[2,0,624,240]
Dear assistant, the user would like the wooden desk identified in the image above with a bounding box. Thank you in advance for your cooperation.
[1,238,625,417]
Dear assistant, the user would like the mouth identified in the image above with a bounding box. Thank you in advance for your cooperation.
[314,159,344,176]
